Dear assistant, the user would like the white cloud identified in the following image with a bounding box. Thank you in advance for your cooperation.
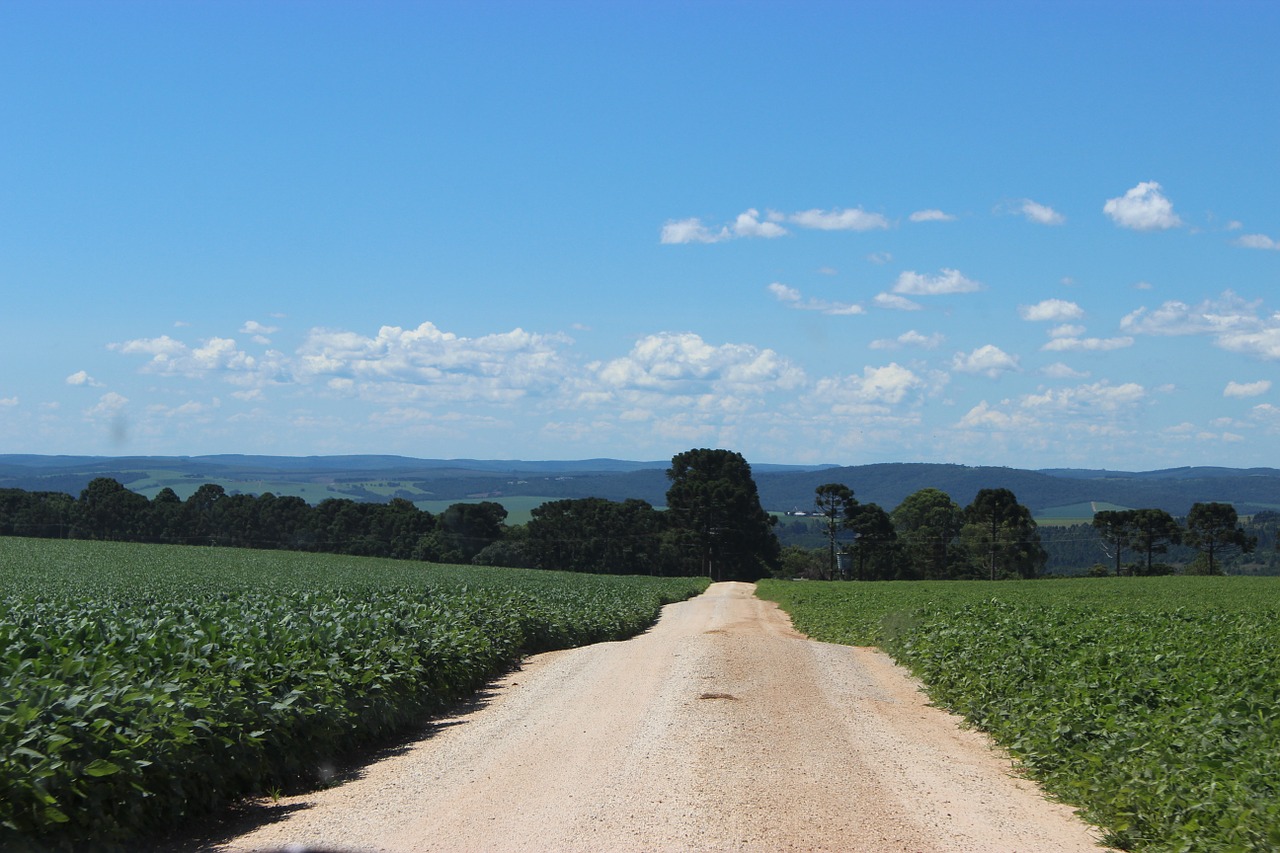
[150,399,221,419]
[767,282,863,315]
[1019,298,1084,322]
[85,391,128,419]
[664,205,893,243]
[892,268,983,296]
[867,252,893,265]
[1252,403,1280,425]
[1236,233,1280,250]
[1218,327,1280,360]
[873,293,922,311]
[1023,381,1146,413]
[110,335,271,384]
[241,320,279,336]
[1042,362,1089,379]
[65,370,103,387]
[0,396,17,407]
[1041,336,1134,352]
[957,400,1036,430]
[1103,181,1183,230]
[790,208,890,232]
[1012,199,1065,225]
[909,209,955,223]
[768,282,801,303]
[1049,324,1087,338]
[812,363,927,409]
[241,320,280,344]
[1120,292,1280,359]
[732,208,787,239]
[593,332,804,395]
[952,344,1019,378]
[296,322,571,402]
[1224,380,1271,398]
[660,217,728,244]
[870,330,945,350]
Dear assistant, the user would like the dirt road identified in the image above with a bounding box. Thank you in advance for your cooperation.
[199,582,1109,852]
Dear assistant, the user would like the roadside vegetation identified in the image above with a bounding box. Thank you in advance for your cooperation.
[757,576,1280,852]
[0,537,707,849]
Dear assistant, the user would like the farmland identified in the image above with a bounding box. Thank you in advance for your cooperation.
[757,577,1280,852]
[0,537,708,849]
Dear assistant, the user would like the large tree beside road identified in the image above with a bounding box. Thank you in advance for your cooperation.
[665,448,780,581]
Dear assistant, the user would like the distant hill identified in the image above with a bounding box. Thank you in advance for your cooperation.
[2,455,1277,518]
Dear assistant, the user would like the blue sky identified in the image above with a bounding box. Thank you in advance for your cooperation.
[3,0,1278,470]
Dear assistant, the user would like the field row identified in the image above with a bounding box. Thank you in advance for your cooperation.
[757,577,1280,852]
[0,538,709,849]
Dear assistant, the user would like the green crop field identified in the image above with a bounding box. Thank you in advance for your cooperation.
[0,537,708,849]
[757,577,1280,852]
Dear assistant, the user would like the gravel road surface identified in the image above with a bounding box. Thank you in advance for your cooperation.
[196,582,1110,852]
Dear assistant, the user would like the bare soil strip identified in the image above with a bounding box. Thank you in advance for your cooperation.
[196,582,1110,852]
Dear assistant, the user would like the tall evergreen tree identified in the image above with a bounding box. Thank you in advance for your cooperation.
[961,488,1045,580]
[665,448,780,581]
[1185,502,1255,575]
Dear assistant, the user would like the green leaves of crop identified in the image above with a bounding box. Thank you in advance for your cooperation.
[759,576,1280,853]
[0,537,708,848]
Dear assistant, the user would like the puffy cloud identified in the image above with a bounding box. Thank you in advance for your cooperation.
[768,282,801,303]
[870,330,944,350]
[892,268,982,296]
[660,217,728,244]
[733,208,787,238]
[909,209,955,223]
[1041,362,1090,379]
[1103,181,1183,230]
[1023,381,1146,413]
[661,209,786,243]
[1041,335,1134,352]
[1224,380,1271,398]
[790,208,889,231]
[85,391,128,418]
[952,344,1019,377]
[0,396,17,407]
[873,293,922,311]
[241,320,280,344]
[1120,292,1265,335]
[1019,299,1084,322]
[1218,327,1280,360]
[111,334,268,381]
[65,370,102,387]
[957,401,1036,430]
[593,332,804,395]
[1235,233,1280,250]
[1008,199,1065,225]
[1252,403,1280,425]
[1120,292,1280,359]
[767,282,863,315]
[296,322,570,401]
[812,363,927,409]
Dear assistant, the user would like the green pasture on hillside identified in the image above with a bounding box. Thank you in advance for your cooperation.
[0,537,707,849]
[757,577,1280,852]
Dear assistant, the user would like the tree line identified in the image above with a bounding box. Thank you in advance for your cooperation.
[0,479,510,564]
[0,449,782,580]
[1,447,1270,579]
